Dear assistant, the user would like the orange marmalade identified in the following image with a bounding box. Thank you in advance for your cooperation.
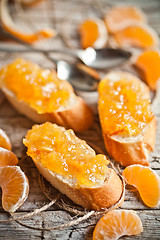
[23,122,110,187]
[98,72,153,137]
[0,59,73,114]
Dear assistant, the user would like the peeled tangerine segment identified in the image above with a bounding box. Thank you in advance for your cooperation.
[23,122,110,187]
[93,210,143,240]
[105,5,146,33]
[0,166,29,212]
[135,50,160,90]
[98,71,153,137]
[123,165,160,207]
[0,147,18,167]
[79,18,108,49]
[0,58,73,114]
[0,128,11,150]
[113,24,159,49]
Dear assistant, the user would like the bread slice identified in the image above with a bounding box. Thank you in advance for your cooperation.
[23,122,123,211]
[0,59,93,132]
[98,71,156,167]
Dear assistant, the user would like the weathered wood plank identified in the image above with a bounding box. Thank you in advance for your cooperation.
[0,0,160,239]
[0,210,159,240]
[0,101,160,213]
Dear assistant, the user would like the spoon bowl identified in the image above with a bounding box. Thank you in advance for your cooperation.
[56,60,99,92]
[52,47,132,70]
[77,47,132,69]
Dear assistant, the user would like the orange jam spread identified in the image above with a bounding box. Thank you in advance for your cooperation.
[98,72,153,137]
[0,59,73,114]
[23,122,109,187]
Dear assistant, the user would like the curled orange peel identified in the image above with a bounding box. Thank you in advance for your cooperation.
[20,0,46,7]
[0,0,56,44]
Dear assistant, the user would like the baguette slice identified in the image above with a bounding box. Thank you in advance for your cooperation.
[0,59,93,132]
[23,122,123,210]
[98,71,156,167]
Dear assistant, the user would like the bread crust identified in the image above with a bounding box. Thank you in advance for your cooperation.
[34,160,123,210]
[2,87,93,132]
[103,116,156,166]
[98,71,156,166]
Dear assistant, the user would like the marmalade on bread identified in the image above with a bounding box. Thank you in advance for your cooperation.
[98,72,154,137]
[0,58,73,114]
[23,122,110,187]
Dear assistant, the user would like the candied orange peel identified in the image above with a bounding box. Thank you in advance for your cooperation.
[23,122,110,187]
[0,58,74,114]
[98,72,154,137]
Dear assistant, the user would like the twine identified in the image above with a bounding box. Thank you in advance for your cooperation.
[9,172,125,231]
[0,193,60,223]
[39,174,87,216]
[0,115,125,231]
[0,164,125,231]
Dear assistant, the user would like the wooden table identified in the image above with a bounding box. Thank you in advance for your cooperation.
[0,0,160,239]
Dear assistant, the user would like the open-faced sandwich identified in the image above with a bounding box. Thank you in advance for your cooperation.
[24,122,123,210]
[0,58,93,132]
[98,71,156,166]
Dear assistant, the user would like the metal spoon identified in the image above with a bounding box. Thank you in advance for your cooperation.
[0,25,131,69]
[54,47,132,70]
[49,58,99,92]
[0,48,99,91]
[0,45,131,70]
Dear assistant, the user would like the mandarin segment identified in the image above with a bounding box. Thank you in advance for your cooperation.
[135,51,160,90]
[105,6,146,33]
[0,128,11,150]
[79,20,99,49]
[123,164,160,207]
[98,71,153,137]
[93,210,143,240]
[0,147,18,167]
[23,122,110,187]
[113,24,159,49]
[0,58,73,114]
[0,166,29,212]
[79,18,108,49]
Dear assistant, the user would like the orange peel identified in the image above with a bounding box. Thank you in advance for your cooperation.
[20,0,46,7]
[0,0,56,44]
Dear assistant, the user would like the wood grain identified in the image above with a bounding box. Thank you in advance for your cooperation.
[0,0,160,239]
